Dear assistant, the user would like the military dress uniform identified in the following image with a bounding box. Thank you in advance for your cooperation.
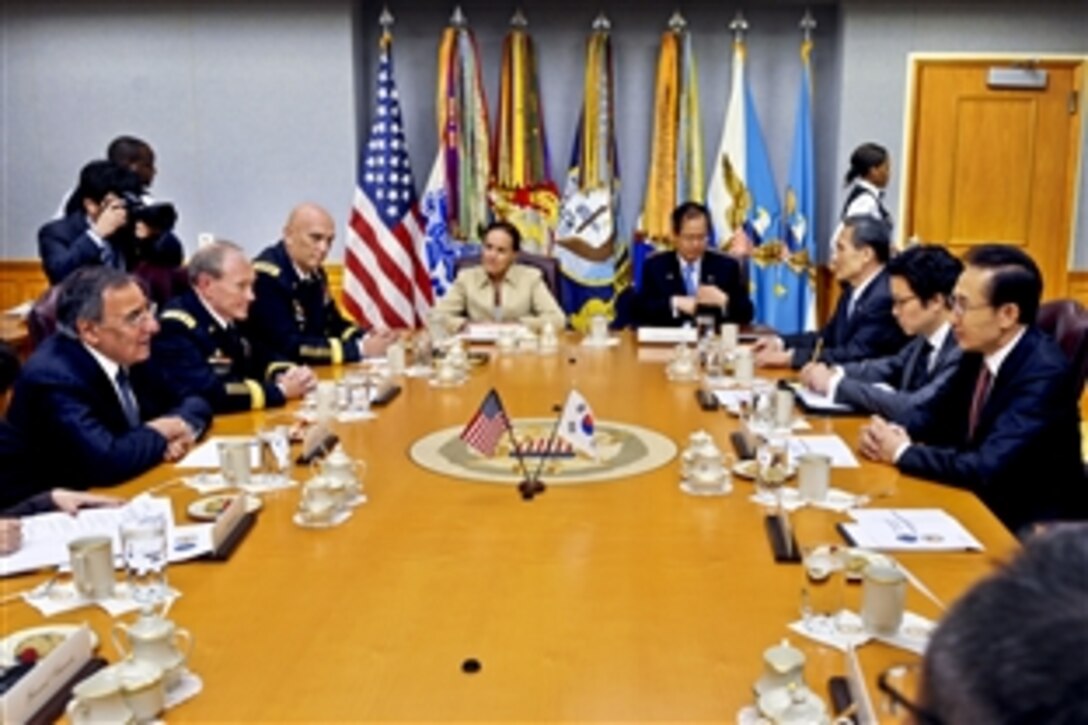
[153,289,291,413]
[244,241,365,366]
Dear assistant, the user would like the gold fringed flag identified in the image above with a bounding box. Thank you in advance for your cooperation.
[554,14,629,331]
[636,12,704,248]
[418,7,491,299]
[489,10,558,255]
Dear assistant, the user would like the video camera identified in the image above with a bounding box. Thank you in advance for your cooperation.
[120,191,178,232]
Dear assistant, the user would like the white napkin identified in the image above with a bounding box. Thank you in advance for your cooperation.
[184,473,297,494]
[23,581,181,617]
[788,609,872,651]
[749,487,864,513]
[164,669,204,710]
[873,611,936,655]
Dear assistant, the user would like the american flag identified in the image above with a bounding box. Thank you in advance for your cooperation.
[460,389,511,457]
[343,30,434,330]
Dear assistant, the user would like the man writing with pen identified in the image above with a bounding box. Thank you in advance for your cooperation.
[752,216,908,369]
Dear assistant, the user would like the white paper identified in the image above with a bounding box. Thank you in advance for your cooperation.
[174,435,260,469]
[460,323,530,342]
[749,487,863,513]
[842,508,984,552]
[636,326,698,344]
[3,300,33,318]
[22,581,181,617]
[787,435,861,468]
[787,382,854,413]
[874,611,936,655]
[0,497,202,577]
[788,610,872,651]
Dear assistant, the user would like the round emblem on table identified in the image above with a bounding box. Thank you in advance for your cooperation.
[409,418,678,485]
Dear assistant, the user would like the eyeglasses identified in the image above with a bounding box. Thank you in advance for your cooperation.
[877,663,946,725]
[891,294,918,308]
[115,303,158,328]
[950,294,990,315]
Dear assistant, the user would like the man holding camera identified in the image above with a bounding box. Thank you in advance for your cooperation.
[39,160,141,285]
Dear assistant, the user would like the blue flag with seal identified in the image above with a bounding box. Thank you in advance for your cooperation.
[782,31,817,332]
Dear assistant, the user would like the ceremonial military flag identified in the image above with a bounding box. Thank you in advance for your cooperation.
[782,25,817,332]
[706,22,783,327]
[418,9,491,298]
[344,17,432,329]
[554,15,629,330]
[490,11,558,255]
[555,389,597,460]
[460,388,511,457]
[634,13,704,285]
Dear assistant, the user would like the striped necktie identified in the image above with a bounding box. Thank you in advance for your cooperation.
[115,369,141,428]
[967,364,992,439]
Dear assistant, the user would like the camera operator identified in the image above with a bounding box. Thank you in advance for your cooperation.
[105,135,184,269]
[40,159,142,285]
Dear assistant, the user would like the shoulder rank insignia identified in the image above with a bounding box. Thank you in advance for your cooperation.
[254,260,281,277]
[161,310,197,329]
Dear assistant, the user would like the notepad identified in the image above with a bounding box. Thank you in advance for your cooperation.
[636,326,698,345]
[839,508,984,552]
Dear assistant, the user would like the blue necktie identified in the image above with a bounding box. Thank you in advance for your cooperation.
[683,264,698,297]
[116,369,140,428]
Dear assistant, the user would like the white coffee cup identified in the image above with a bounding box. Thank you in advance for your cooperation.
[720,323,739,352]
[589,314,609,342]
[69,535,116,599]
[315,380,337,423]
[66,667,134,724]
[734,347,754,385]
[862,563,907,635]
[797,453,832,502]
[774,388,795,432]
[217,439,252,488]
[115,658,166,723]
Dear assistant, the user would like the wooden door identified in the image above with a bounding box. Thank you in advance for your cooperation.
[905,58,1083,299]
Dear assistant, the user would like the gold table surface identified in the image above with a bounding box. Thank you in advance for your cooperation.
[1,333,1017,722]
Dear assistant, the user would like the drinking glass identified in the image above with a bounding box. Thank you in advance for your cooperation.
[120,514,168,611]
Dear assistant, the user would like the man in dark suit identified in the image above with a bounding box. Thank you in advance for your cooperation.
[634,201,753,328]
[753,216,909,369]
[7,267,211,491]
[799,244,963,423]
[39,160,142,285]
[153,241,315,413]
[244,203,397,366]
[860,244,1085,533]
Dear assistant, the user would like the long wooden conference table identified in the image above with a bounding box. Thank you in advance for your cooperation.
[2,333,1018,722]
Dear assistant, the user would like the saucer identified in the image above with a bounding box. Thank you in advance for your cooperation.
[293,509,352,529]
[732,460,798,480]
[0,625,99,666]
[187,493,262,521]
[428,374,468,388]
[680,480,733,497]
[581,336,619,348]
[344,493,368,507]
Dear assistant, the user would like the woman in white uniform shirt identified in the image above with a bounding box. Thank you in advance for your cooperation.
[829,143,893,257]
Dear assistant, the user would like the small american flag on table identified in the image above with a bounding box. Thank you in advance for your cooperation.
[460,389,511,457]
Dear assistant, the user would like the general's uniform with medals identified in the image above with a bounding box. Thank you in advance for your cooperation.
[152,289,290,413]
[245,241,365,366]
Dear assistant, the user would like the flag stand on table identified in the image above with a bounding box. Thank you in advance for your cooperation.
[459,388,543,500]
[528,388,598,488]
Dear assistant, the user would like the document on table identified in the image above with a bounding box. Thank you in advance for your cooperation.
[0,496,213,576]
[839,508,984,552]
[460,323,529,342]
[786,382,854,413]
[636,326,697,345]
[787,435,861,468]
[176,435,261,469]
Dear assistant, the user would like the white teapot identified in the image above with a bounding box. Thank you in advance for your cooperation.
[316,446,366,506]
[299,474,346,523]
[666,344,698,381]
[112,611,193,689]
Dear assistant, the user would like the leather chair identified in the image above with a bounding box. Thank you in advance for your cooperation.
[1037,298,1088,394]
[453,250,561,301]
[27,285,61,348]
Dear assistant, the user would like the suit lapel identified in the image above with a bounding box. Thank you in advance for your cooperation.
[62,337,130,430]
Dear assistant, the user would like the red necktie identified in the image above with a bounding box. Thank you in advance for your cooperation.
[967,364,992,439]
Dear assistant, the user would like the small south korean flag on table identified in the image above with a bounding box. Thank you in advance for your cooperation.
[557,389,597,460]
